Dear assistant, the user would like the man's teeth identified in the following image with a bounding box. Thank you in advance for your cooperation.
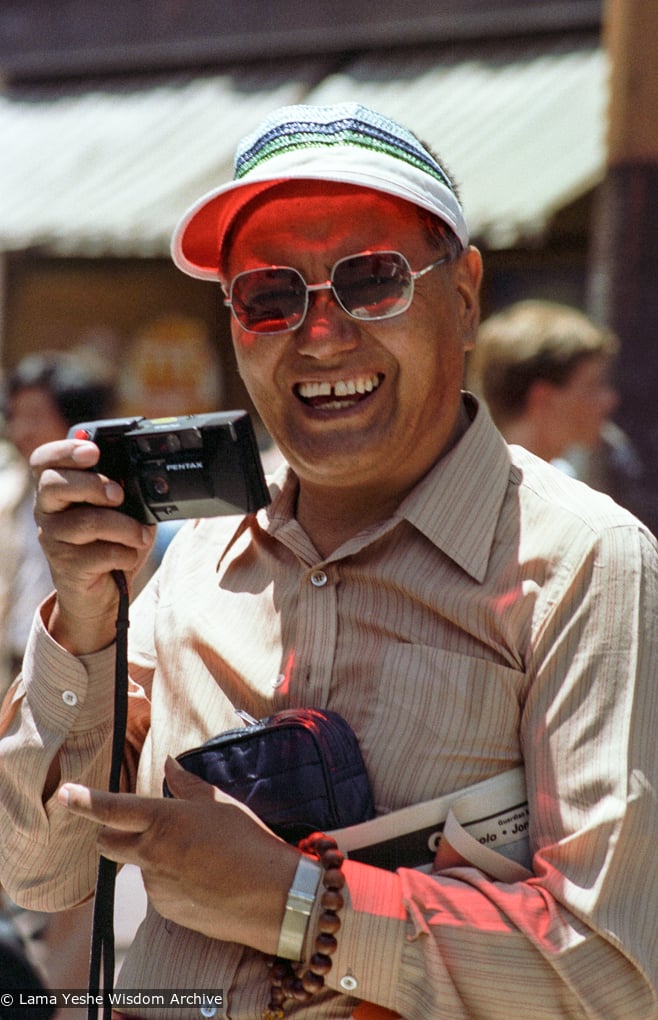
[298,375,380,400]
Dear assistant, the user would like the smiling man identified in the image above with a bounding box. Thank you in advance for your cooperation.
[0,104,656,1020]
[219,180,481,555]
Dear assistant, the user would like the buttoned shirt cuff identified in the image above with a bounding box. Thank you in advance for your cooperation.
[309,859,406,1006]
[21,595,118,733]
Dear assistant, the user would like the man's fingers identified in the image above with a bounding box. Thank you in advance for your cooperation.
[163,757,278,834]
[36,466,125,517]
[58,783,153,833]
[163,756,220,802]
[95,827,142,866]
[30,438,126,515]
[29,438,100,472]
[40,472,126,515]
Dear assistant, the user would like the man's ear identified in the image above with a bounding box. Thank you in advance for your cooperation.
[456,246,483,351]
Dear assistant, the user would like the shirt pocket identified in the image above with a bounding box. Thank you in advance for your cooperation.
[358,644,525,811]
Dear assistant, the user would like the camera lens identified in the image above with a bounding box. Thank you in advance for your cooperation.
[149,475,170,498]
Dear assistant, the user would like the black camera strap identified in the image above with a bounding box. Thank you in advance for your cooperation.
[87,569,130,1020]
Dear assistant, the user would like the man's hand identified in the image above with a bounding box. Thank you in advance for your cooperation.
[30,438,155,654]
[58,757,300,953]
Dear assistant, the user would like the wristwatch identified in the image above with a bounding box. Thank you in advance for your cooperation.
[276,855,322,961]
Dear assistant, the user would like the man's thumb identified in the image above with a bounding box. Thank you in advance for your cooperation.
[163,755,218,801]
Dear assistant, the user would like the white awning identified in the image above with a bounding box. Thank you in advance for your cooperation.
[0,36,608,257]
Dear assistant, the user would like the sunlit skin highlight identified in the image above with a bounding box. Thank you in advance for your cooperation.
[224,182,483,556]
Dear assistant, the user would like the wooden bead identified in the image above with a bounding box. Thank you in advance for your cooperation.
[308,951,333,975]
[317,908,342,934]
[301,970,325,995]
[282,974,298,996]
[320,888,344,912]
[321,848,344,871]
[315,932,338,955]
[311,836,339,857]
[269,961,289,986]
[322,867,345,890]
[290,979,310,1002]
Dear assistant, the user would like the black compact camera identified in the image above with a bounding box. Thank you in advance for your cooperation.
[68,410,270,524]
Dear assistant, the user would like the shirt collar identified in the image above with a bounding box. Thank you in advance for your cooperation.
[395,395,511,582]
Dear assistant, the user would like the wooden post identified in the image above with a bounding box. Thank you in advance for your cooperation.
[588,0,658,533]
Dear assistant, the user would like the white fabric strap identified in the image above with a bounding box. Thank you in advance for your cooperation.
[331,766,532,877]
[442,808,532,883]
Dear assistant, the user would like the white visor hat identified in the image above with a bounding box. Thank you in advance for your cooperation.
[171,102,469,282]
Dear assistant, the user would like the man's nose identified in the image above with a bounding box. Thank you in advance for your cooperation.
[294,289,360,358]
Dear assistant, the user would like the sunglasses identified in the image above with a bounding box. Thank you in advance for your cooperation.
[223,249,454,335]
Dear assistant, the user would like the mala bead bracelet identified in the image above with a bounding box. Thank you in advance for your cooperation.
[263,833,345,1020]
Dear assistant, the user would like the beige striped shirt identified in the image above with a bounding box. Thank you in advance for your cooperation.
[1,397,656,1019]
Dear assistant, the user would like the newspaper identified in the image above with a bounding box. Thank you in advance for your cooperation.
[329,765,532,883]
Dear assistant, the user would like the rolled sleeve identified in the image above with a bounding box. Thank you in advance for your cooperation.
[0,597,119,907]
[22,594,118,733]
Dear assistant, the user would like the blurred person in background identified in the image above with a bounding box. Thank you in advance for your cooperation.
[466,299,644,509]
[1,350,116,692]
[0,350,115,1013]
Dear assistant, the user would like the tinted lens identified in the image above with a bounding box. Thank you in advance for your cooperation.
[332,252,412,320]
[230,267,307,333]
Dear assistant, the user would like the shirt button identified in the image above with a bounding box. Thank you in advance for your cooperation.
[428,831,442,853]
[200,1009,217,1018]
[62,690,78,707]
[271,674,286,689]
[310,569,328,587]
[340,974,358,992]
